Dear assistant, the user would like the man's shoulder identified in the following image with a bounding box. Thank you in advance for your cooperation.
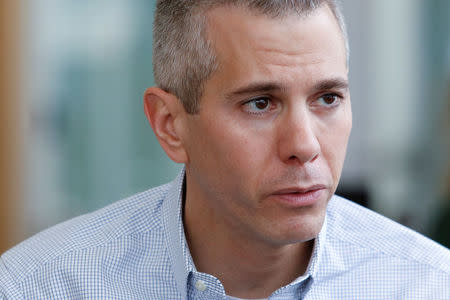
[1,182,172,285]
[327,195,450,274]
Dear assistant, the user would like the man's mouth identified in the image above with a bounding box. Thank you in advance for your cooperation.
[270,185,327,207]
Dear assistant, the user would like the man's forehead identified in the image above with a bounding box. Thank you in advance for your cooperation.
[205,4,344,57]
[198,4,348,104]
[204,3,347,70]
[204,6,346,70]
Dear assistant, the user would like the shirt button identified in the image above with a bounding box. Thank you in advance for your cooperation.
[195,280,207,292]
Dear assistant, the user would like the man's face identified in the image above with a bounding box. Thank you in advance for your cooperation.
[182,5,351,246]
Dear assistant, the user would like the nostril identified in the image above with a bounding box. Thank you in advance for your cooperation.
[287,152,319,163]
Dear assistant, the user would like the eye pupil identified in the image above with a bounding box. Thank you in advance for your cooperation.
[323,95,336,104]
[255,99,269,109]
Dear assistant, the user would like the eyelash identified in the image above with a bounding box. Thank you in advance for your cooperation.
[242,97,275,115]
[241,92,344,115]
[314,93,343,108]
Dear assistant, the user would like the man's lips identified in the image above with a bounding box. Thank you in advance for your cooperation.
[272,185,327,195]
[270,185,327,207]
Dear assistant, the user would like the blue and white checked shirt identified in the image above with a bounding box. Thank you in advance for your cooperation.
[1,169,449,299]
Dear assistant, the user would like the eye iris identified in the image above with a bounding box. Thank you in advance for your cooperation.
[323,95,336,104]
[254,99,269,110]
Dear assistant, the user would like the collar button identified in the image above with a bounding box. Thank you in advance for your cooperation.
[195,280,207,292]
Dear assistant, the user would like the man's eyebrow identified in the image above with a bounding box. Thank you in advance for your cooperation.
[312,78,349,92]
[225,82,285,99]
[224,78,349,100]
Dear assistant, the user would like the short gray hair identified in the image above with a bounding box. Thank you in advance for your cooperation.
[153,0,348,114]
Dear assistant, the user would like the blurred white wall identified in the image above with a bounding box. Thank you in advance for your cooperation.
[342,0,449,233]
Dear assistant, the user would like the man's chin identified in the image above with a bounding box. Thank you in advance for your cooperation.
[263,211,327,247]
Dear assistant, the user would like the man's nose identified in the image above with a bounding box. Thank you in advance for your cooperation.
[277,109,321,165]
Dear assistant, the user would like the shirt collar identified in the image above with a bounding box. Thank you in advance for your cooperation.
[161,167,190,300]
[306,211,327,279]
[162,167,328,299]
[277,212,327,295]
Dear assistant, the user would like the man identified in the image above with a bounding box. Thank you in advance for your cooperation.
[1,0,449,299]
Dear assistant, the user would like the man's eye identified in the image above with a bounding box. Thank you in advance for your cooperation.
[243,97,272,114]
[316,93,341,107]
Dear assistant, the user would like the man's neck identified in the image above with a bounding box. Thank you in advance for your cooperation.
[184,186,314,299]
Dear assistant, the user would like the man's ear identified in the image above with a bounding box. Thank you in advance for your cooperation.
[143,87,189,163]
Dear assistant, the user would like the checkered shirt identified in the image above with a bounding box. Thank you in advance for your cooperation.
[1,169,449,299]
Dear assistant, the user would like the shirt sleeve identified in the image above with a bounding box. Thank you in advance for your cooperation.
[0,258,23,299]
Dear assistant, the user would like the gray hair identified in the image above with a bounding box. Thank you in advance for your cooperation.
[153,0,348,114]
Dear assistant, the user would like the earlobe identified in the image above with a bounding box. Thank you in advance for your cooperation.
[143,87,189,163]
